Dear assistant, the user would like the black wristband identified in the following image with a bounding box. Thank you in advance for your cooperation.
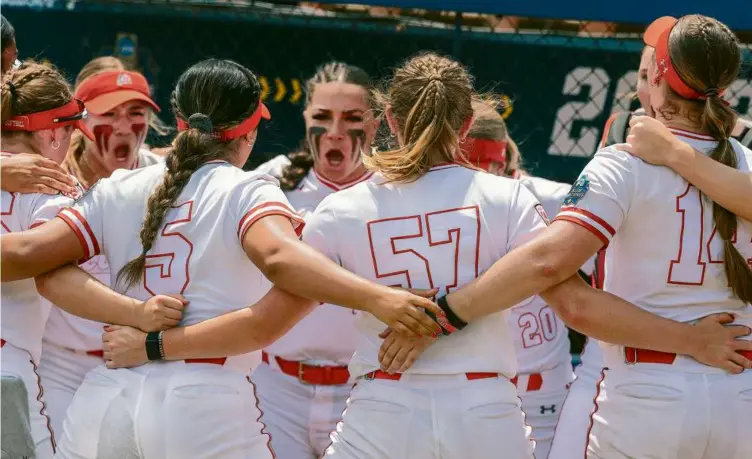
[145,331,163,361]
[437,296,468,331]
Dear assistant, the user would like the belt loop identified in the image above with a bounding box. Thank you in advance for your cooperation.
[297,362,307,384]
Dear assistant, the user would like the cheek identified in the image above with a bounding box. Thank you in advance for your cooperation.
[93,125,114,155]
[132,123,147,143]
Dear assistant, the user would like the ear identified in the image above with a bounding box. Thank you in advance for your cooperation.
[365,117,380,144]
[458,116,474,141]
[243,129,259,147]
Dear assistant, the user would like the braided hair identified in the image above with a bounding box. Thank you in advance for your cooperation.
[365,52,474,183]
[658,15,752,303]
[278,62,372,191]
[116,59,262,289]
[1,60,73,147]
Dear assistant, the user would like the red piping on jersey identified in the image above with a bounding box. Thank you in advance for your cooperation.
[583,368,607,459]
[246,375,277,458]
[668,128,715,142]
[313,169,374,192]
[559,207,616,236]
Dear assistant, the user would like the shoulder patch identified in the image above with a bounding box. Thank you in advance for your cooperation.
[534,204,551,226]
[562,175,590,206]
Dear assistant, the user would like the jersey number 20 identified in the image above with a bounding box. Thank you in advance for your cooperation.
[366,207,480,295]
[143,201,194,295]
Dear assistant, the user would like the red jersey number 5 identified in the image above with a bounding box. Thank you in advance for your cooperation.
[143,201,194,295]
[366,207,481,295]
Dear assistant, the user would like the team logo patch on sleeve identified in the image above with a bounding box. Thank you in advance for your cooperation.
[563,175,590,206]
[534,204,550,226]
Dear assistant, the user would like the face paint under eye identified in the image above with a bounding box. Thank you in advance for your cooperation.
[93,125,114,157]
[308,126,327,162]
[347,129,367,161]
[132,123,147,147]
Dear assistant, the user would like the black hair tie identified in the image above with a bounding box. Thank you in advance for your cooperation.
[704,87,720,98]
[187,113,214,133]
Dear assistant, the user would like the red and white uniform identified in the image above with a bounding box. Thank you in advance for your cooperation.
[1,185,75,459]
[252,154,374,458]
[39,148,163,437]
[53,161,303,459]
[552,130,752,459]
[304,163,546,459]
[509,175,574,459]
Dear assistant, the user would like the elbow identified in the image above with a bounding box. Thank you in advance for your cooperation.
[257,240,298,285]
[528,244,574,287]
[542,281,591,332]
[1,236,33,282]
[34,272,52,299]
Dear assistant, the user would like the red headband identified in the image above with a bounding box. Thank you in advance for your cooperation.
[75,70,160,115]
[460,138,507,172]
[646,17,724,101]
[176,102,271,142]
[2,98,95,140]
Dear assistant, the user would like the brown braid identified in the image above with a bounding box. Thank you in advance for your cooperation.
[116,59,262,290]
[664,15,752,303]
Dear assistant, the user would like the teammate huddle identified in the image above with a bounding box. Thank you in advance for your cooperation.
[1,12,751,459]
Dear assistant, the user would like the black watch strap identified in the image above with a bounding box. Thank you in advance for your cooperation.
[437,295,468,331]
[145,331,164,361]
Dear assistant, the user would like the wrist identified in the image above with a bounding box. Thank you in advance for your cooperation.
[668,141,695,174]
[145,331,164,361]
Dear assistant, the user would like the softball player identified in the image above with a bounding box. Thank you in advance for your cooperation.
[461,101,573,459]
[252,62,379,459]
[437,15,752,459]
[0,61,91,459]
[39,56,165,438]
[0,58,440,459]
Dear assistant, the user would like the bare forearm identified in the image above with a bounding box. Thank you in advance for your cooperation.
[265,239,389,311]
[162,287,316,360]
[35,264,140,327]
[446,225,582,322]
[672,144,752,221]
[543,276,695,355]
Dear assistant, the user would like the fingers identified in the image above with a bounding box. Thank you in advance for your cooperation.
[35,158,76,186]
[162,307,183,321]
[729,351,752,370]
[30,184,60,195]
[379,338,400,371]
[378,327,392,339]
[414,297,443,318]
[720,357,744,374]
[402,288,439,298]
[727,325,752,338]
[405,308,441,337]
[401,313,436,337]
[391,322,411,336]
[165,294,189,305]
[35,175,77,194]
[387,346,412,374]
[733,339,752,352]
[611,142,633,153]
[159,295,188,311]
[398,348,421,373]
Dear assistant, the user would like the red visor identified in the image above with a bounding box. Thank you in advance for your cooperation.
[644,16,720,101]
[75,70,160,115]
[460,138,507,172]
[176,102,271,142]
[2,98,95,140]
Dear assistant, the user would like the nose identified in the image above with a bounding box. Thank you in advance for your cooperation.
[327,119,346,140]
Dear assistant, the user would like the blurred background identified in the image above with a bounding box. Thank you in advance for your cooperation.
[4,0,752,183]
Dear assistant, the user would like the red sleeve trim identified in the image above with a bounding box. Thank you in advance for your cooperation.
[56,213,91,262]
[29,221,46,229]
[559,206,616,236]
[238,209,306,242]
[237,201,299,236]
[554,215,609,247]
[64,207,101,255]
